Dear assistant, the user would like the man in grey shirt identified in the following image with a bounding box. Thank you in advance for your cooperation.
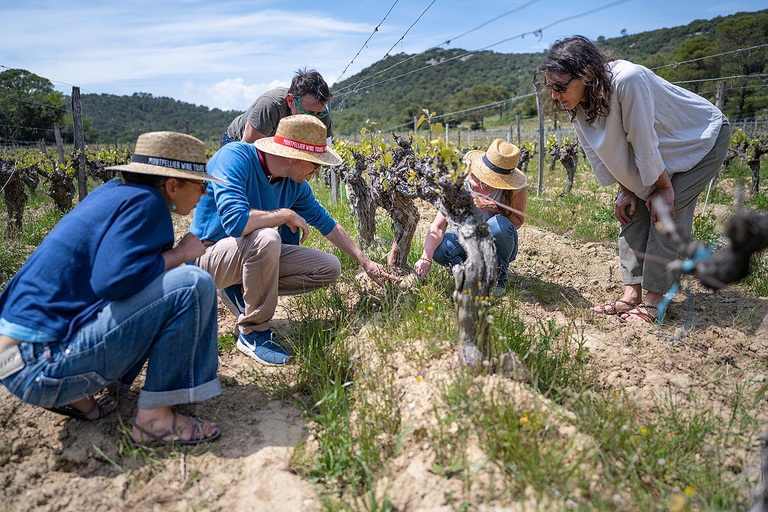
[223,68,333,144]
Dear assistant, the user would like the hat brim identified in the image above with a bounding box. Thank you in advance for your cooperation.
[466,150,526,190]
[254,138,342,167]
[105,163,226,183]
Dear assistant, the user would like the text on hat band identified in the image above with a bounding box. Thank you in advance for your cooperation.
[274,135,327,154]
[132,154,207,172]
[482,155,513,175]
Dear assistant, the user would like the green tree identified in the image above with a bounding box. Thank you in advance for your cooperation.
[449,84,508,129]
[715,13,768,114]
[0,68,66,143]
[666,36,719,93]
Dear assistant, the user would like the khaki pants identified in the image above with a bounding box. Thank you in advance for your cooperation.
[196,227,341,334]
[618,122,731,294]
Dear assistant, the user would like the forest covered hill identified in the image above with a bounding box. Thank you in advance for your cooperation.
[329,8,767,134]
[3,8,764,144]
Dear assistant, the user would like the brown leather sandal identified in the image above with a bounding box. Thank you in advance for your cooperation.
[46,395,115,422]
[620,303,658,324]
[590,299,639,315]
[131,411,221,447]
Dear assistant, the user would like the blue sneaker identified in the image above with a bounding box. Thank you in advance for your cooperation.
[236,329,291,366]
[218,284,245,318]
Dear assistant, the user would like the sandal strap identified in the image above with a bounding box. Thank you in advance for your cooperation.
[169,416,205,442]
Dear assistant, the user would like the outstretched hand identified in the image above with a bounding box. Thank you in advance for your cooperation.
[414,257,432,280]
[363,261,400,287]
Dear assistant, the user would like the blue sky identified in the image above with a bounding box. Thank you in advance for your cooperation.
[1,0,764,111]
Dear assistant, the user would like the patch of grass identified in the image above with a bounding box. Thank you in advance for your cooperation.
[217,332,237,353]
[526,191,619,243]
[739,252,768,297]
[691,211,723,246]
[569,387,752,510]
[0,204,63,289]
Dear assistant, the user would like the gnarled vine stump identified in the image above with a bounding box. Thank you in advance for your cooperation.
[391,134,497,363]
[340,151,377,249]
[1,160,28,238]
[368,144,419,268]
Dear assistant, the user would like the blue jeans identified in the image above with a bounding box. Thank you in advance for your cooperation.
[433,214,519,284]
[0,266,221,410]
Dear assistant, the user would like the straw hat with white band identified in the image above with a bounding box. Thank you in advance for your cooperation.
[254,115,342,167]
[464,139,526,190]
[107,131,225,183]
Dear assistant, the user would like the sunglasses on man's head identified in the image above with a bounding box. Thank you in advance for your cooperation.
[293,96,329,119]
[543,76,576,94]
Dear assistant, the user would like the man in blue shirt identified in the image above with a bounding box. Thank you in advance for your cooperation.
[191,115,396,366]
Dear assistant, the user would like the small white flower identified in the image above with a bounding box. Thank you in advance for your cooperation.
[408,402,416,409]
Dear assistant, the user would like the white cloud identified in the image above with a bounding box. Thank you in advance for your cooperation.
[180,77,287,111]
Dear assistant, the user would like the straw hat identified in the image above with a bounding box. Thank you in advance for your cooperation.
[465,139,526,190]
[107,131,225,183]
[254,115,342,167]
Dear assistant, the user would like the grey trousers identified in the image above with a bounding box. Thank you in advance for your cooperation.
[618,122,731,295]
[196,227,342,334]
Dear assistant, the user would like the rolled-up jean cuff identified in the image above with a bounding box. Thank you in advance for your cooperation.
[137,378,222,409]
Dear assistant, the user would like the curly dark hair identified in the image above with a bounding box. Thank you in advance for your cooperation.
[289,68,332,104]
[534,36,614,124]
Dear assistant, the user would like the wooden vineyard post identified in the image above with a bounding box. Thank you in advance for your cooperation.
[71,86,87,201]
[516,114,521,146]
[53,123,65,165]
[535,83,545,196]
[330,167,338,203]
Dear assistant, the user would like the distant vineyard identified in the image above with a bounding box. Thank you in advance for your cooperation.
[0,146,131,237]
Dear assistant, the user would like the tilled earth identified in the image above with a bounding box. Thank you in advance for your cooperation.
[1,201,767,511]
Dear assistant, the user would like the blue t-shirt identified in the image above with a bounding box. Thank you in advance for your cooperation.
[190,142,336,243]
[0,179,173,342]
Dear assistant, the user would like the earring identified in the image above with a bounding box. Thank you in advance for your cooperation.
[171,203,177,211]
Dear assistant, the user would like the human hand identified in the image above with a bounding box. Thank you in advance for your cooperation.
[614,188,637,225]
[647,186,675,225]
[175,233,206,261]
[414,255,432,280]
[286,210,309,243]
[473,195,499,215]
[363,261,400,287]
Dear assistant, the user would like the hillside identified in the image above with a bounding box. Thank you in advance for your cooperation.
[53,8,766,142]
[64,92,240,144]
[330,8,768,134]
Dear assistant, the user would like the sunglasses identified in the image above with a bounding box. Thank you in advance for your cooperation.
[183,180,208,193]
[293,95,329,119]
[543,76,575,94]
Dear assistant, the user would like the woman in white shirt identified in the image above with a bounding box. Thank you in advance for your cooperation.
[536,36,730,323]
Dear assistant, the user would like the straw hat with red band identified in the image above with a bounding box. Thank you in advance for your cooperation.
[107,131,225,183]
[464,139,527,190]
[254,115,342,167]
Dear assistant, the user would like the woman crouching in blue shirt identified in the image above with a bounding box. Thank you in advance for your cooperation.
[0,131,225,446]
